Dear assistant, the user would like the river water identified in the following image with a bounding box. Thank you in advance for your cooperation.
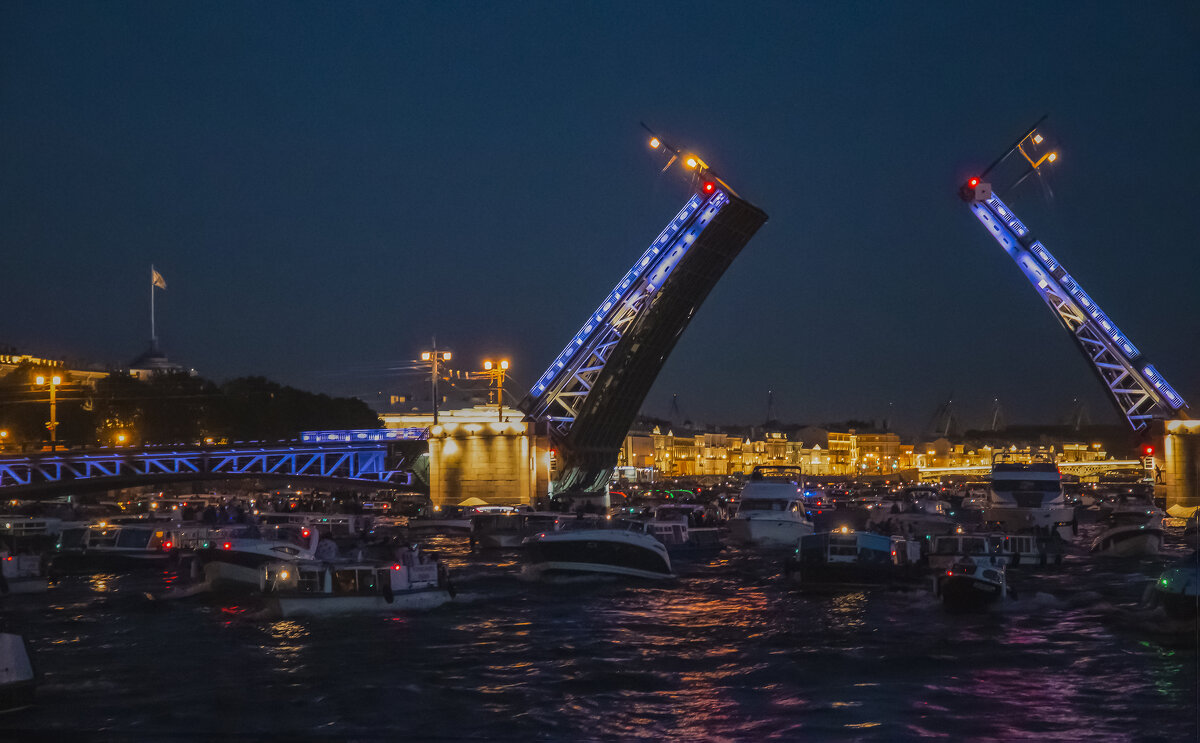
[2,523,1196,741]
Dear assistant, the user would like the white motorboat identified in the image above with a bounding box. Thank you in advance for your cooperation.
[867,492,959,539]
[1090,507,1166,557]
[935,555,1010,612]
[928,531,1065,571]
[0,552,48,595]
[728,466,815,548]
[0,633,35,714]
[985,452,1076,540]
[50,522,175,573]
[199,524,321,590]
[261,545,452,618]
[524,521,674,580]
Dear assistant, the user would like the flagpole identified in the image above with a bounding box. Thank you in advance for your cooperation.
[150,264,157,346]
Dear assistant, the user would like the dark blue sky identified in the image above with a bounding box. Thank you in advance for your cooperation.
[3,2,1198,434]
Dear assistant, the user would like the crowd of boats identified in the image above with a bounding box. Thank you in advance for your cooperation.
[1,452,1197,712]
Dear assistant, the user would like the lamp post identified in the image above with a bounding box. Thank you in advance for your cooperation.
[35,374,62,451]
[420,346,452,425]
[481,360,509,421]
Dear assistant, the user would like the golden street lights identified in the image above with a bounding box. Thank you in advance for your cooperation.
[420,348,452,424]
[481,359,509,421]
[35,374,62,451]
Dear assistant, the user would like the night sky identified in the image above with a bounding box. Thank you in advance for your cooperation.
[3,2,1198,435]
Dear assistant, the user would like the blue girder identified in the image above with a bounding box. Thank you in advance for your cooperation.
[0,442,413,489]
[523,189,731,436]
[966,188,1187,430]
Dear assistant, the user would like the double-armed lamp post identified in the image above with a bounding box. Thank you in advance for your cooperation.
[421,348,452,424]
[481,360,509,421]
[35,374,62,451]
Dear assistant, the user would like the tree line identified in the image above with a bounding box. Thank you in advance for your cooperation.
[0,363,381,449]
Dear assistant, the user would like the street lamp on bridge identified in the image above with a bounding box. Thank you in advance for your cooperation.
[420,346,452,425]
[481,359,510,421]
[34,374,62,451]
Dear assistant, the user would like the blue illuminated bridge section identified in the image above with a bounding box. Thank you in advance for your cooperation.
[965,185,1187,430]
[520,182,768,494]
[0,431,422,493]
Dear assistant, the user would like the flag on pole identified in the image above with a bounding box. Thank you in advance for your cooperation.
[151,268,167,290]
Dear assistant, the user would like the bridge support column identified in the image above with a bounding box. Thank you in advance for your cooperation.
[1161,420,1200,510]
[425,415,543,510]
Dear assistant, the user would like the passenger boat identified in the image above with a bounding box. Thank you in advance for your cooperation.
[928,531,1065,571]
[1153,556,1199,618]
[261,545,452,618]
[985,451,1076,540]
[642,505,723,559]
[934,556,1010,612]
[728,466,815,548]
[866,493,959,539]
[0,633,35,714]
[524,521,674,580]
[471,511,564,549]
[0,552,48,595]
[50,522,174,573]
[1089,508,1165,557]
[784,528,924,592]
[408,505,475,535]
[198,523,321,590]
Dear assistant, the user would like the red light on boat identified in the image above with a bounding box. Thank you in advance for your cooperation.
[301,528,310,538]
[946,570,953,576]
[392,564,401,571]
[163,541,173,550]
[968,177,979,188]
[222,542,232,550]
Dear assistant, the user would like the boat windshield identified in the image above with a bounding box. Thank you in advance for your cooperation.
[992,480,1061,493]
[738,499,794,512]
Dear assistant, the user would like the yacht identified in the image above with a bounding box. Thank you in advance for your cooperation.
[643,505,723,558]
[261,545,452,618]
[1153,555,1200,618]
[728,466,815,548]
[524,520,674,580]
[985,452,1076,539]
[198,523,321,590]
[784,528,924,592]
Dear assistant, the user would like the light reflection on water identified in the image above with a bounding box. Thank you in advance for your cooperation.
[0,529,1196,740]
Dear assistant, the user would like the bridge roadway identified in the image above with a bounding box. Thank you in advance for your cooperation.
[0,439,414,495]
[917,460,1146,482]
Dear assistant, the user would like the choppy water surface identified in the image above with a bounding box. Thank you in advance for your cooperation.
[2,524,1197,741]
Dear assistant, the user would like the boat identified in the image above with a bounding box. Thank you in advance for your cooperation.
[407,505,475,535]
[984,451,1076,540]
[727,466,815,548]
[866,488,959,539]
[524,520,674,580]
[197,523,321,590]
[784,528,924,592]
[0,552,48,595]
[470,511,564,549]
[1089,507,1165,557]
[1152,555,1199,618]
[0,633,35,714]
[642,504,723,558]
[934,556,1010,612]
[50,522,175,573]
[261,545,452,618]
[928,531,1066,571]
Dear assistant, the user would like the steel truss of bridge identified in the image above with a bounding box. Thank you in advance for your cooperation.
[0,442,413,490]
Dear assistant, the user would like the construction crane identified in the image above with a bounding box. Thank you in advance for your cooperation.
[960,120,1188,431]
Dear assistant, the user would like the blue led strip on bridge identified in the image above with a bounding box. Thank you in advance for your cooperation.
[529,190,728,398]
[969,193,1186,414]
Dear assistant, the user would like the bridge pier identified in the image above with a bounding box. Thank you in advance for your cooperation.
[1160,420,1200,510]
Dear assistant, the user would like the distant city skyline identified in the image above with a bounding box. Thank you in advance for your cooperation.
[3,3,1197,435]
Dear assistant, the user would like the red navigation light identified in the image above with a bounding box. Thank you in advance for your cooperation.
[301,528,311,538]
[702,181,716,194]
[163,541,173,550]
[392,564,401,571]
[222,542,232,550]
[967,178,979,188]
[1143,445,1155,456]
